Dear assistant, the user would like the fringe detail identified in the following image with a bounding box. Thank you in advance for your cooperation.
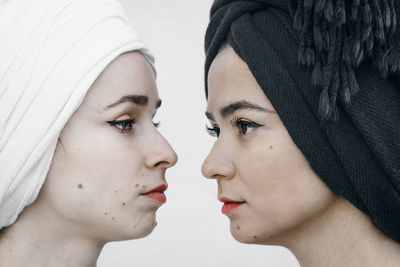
[294,0,398,122]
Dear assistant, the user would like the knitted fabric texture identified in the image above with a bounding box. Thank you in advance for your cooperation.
[205,0,400,243]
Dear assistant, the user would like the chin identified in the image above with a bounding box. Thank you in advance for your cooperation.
[229,220,278,245]
[129,212,158,239]
[107,214,158,242]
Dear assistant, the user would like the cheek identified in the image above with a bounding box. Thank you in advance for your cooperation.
[43,131,146,228]
[235,129,335,242]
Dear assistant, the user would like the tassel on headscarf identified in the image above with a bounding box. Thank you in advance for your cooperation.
[294,0,398,122]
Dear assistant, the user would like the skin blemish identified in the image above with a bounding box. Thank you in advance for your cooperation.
[135,184,139,188]
[253,235,257,239]
[269,146,273,149]
[134,225,137,228]
[114,190,118,193]
[122,202,126,206]
[104,212,108,216]
[111,217,115,220]
[77,184,83,189]
[236,225,240,230]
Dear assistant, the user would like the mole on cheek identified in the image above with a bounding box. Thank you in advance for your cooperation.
[104,212,108,216]
[114,190,118,193]
[269,146,273,149]
[253,235,257,239]
[111,217,115,220]
[77,184,83,189]
[236,225,240,230]
[122,202,126,206]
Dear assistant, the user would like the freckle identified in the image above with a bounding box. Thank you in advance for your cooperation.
[253,235,257,239]
[104,212,108,216]
[77,184,83,189]
[269,146,273,149]
[122,202,126,206]
[112,217,115,220]
[114,190,118,193]
[134,225,137,228]
[135,184,139,188]
[236,225,240,230]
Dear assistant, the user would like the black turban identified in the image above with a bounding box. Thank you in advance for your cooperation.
[204,0,400,243]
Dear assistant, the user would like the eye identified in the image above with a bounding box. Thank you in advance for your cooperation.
[232,117,263,136]
[206,124,220,138]
[107,119,136,133]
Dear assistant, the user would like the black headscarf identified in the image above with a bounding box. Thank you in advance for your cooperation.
[205,0,400,243]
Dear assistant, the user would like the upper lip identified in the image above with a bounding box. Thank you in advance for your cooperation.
[142,184,168,194]
[218,197,245,203]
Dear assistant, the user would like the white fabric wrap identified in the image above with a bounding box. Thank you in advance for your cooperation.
[0,0,155,229]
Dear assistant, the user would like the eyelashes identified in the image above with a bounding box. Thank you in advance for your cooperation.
[107,119,136,133]
[231,117,263,136]
[206,125,220,137]
[107,119,160,133]
[206,117,263,138]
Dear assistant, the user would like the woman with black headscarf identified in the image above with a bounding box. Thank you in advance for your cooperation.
[202,0,400,265]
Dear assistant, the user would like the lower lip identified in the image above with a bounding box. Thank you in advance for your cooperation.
[143,192,166,203]
[222,202,244,214]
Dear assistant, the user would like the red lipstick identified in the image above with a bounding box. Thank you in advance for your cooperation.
[142,184,167,203]
[219,197,245,214]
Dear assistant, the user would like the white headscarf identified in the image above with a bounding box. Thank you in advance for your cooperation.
[0,0,155,229]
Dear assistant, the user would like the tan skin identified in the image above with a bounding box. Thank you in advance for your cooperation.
[0,51,177,267]
[202,45,400,267]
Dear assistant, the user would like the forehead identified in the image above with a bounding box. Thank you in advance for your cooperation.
[207,46,270,113]
[85,51,158,108]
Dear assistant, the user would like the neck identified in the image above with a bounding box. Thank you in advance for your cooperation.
[0,202,104,267]
[279,197,400,267]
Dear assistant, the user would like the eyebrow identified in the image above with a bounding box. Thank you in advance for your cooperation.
[104,95,162,110]
[205,100,274,121]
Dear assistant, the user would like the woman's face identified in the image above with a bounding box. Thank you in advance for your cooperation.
[202,45,337,245]
[38,51,177,242]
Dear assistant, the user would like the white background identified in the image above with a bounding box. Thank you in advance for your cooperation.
[97,1,300,266]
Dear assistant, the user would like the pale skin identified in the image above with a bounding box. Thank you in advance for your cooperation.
[202,45,400,267]
[0,51,177,267]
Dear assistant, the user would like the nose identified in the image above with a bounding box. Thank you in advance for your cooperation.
[201,141,235,180]
[144,131,178,170]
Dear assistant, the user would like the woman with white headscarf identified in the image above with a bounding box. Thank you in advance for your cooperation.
[0,0,177,265]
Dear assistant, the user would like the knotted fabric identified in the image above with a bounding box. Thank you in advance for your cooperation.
[0,0,154,229]
[205,0,400,243]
